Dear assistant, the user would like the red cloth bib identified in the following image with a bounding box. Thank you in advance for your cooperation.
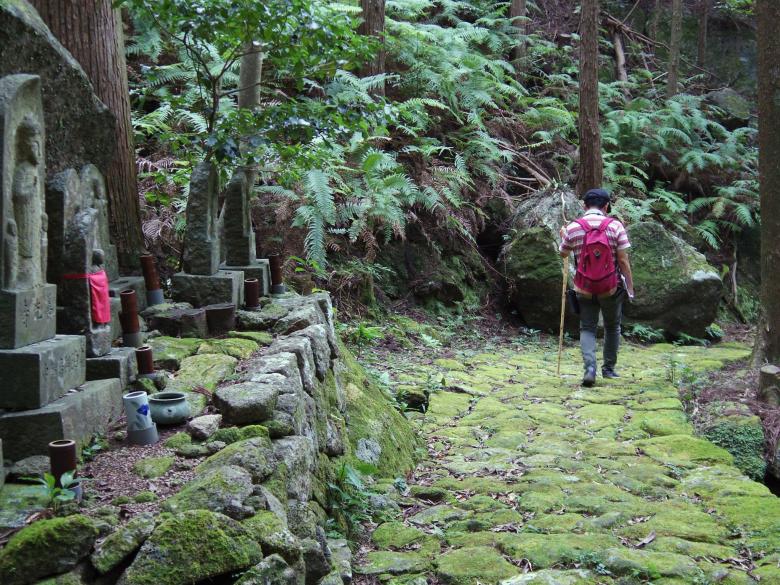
[61,270,112,324]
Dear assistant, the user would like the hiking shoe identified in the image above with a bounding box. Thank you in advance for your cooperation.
[602,368,620,379]
[582,367,597,387]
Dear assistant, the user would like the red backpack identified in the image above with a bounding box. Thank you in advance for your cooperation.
[573,217,618,295]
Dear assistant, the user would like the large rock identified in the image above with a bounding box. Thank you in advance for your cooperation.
[197,436,275,483]
[90,514,156,575]
[235,555,298,585]
[0,1,115,176]
[500,189,723,338]
[624,222,722,338]
[706,87,752,130]
[163,465,257,520]
[118,510,263,585]
[0,514,99,585]
[214,378,281,425]
[499,188,581,331]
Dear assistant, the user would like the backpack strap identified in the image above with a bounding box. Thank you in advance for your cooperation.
[574,218,593,232]
[597,217,614,232]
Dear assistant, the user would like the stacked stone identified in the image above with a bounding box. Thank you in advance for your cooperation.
[0,75,123,462]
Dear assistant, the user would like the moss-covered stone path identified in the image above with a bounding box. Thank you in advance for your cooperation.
[357,341,780,584]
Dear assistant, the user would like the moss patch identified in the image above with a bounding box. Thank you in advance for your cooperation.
[132,456,174,479]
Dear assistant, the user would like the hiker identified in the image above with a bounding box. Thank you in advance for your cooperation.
[559,188,635,387]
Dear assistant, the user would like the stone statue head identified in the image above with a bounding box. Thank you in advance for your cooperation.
[15,115,42,166]
[92,248,105,269]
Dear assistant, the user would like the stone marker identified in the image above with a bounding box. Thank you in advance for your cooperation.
[759,364,780,407]
[173,162,244,306]
[0,74,122,461]
[0,74,57,348]
[220,169,271,295]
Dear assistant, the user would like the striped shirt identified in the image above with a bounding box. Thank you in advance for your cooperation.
[559,210,631,257]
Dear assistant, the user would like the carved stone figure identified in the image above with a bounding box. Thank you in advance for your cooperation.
[80,164,118,281]
[182,162,220,275]
[0,74,56,349]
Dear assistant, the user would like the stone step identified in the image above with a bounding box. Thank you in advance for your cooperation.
[0,378,123,461]
[0,334,86,410]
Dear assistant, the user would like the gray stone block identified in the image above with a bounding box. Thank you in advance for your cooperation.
[221,260,270,297]
[0,378,123,460]
[172,270,243,307]
[86,347,137,387]
[109,275,147,311]
[0,284,57,349]
[0,335,86,410]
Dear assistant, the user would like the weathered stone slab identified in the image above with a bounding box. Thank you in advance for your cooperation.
[223,170,256,267]
[86,347,137,388]
[172,270,243,307]
[222,260,270,297]
[109,275,147,310]
[267,337,316,394]
[146,304,207,338]
[0,284,56,348]
[214,378,281,425]
[0,334,85,410]
[182,162,220,275]
[0,377,123,460]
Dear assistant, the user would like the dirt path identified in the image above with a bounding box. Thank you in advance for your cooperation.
[355,339,780,584]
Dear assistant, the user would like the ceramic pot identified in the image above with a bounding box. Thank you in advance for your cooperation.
[149,392,190,425]
[123,390,154,432]
[136,345,154,375]
[244,278,260,309]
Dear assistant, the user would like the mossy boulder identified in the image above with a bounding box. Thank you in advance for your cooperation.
[90,514,156,574]
[0,515,99,585]
[197,436,275,482]
[146,337,203,371]
[210,425,270,445]
[132,456,174,479]
[166,353,238,393]
[198,338,259,360]
[706,87,752,130]
[163,432,192,450]
[118,510,262,585]
[242,511,302,564]
[162,465,256,519]
[235,554,298,585]
[624,222,722,338]
[357,551,431,576]
[500,189,581,331]
[228,330,274,345]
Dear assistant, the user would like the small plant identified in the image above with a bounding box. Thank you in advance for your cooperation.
[327,463,379,537]
[22,471,81,510]
[674,333,710,347]
[346,322,384,350]
[624,323,665,343]
[81,435,107,462]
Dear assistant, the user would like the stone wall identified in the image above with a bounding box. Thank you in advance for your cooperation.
[0,293,419,585]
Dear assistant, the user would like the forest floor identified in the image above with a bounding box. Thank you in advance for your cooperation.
[353,328,780,584]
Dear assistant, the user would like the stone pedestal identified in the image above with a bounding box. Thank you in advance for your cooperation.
[0,335,86,410]
[172,270,243,307]
[0,285,57,349]
[109,275,147,311]
[86,347,138,388]
[0,378,123,461]
[221,260,270,297]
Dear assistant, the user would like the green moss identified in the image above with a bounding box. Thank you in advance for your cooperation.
[209,425,270,445]
[167,353,238,393]
[601,547,704,580]
[241,510,301,564]
[112,495,132,505]
[163,466,253,516]
[357,551,431,576]
[228,330,274,345]
[0,515,99,585]
[90,514,156,574]
[498,533,620,568]
[0,484,50,530]
[339,342,418,477]
[121,510,262,585]
[132,456,174,479]
[372,522,427,549]
[634,434,734,467]
[164,432,192,449]
[133,491,158,503]
[146,337,203,370]
[197,338,259,360]
[703,416,766,481]
[435,546,518,584]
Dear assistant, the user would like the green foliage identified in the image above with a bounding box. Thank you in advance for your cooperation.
[624,323,665,343]
[22,472,80,510]
[327,462,385,537]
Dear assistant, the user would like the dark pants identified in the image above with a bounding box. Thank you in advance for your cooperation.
[577,290,624,373]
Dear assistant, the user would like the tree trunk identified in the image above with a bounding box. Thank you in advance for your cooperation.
[755,0,780,365]
[31,0,143,271]
[613,29,629,94]
[359,0,386,96]
[238,42,264,186]
[666,0,683,98]
[576,0,603,196]
[650,0,661,43]
[697,0,710,68]
[510,0,527,76]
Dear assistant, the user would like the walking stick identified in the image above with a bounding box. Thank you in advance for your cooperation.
[557,254,569,377]
[556,191,570,377]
